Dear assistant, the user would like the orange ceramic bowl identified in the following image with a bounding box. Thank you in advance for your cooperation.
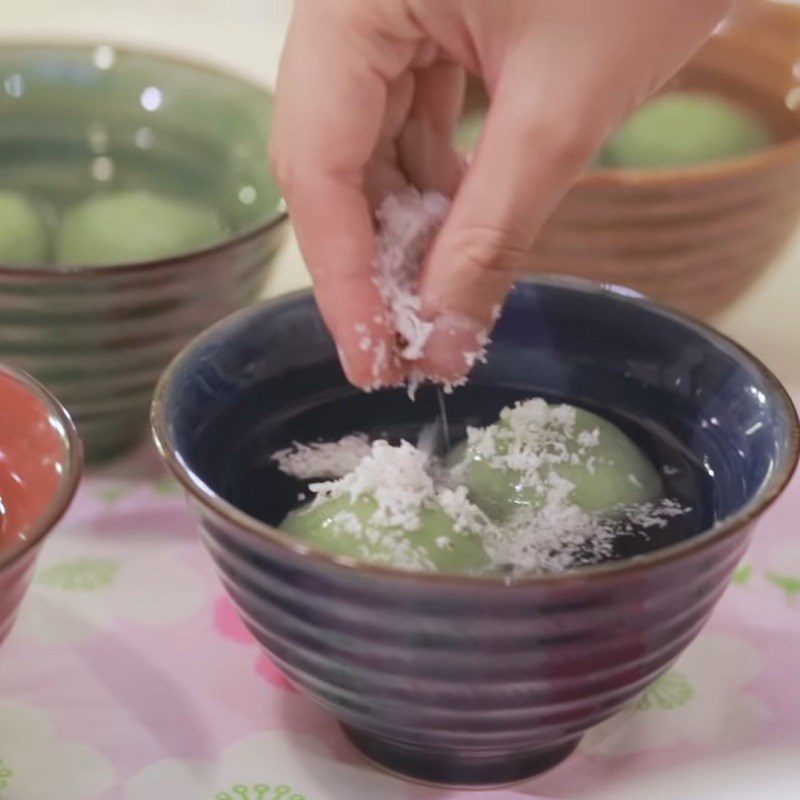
[0,364,82,644]
[463,1,800,319]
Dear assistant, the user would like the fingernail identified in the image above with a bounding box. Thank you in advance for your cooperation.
[422,312,488,383]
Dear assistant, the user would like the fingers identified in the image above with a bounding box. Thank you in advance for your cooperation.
[363,73,415,208]
[417,43,608,383]
[269,5,410,389]
[397,61,466,197]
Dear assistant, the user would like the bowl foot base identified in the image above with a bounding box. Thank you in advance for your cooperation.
[342,725,581,788]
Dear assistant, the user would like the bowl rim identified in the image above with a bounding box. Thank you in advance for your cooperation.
[0,38,287,277]
[0,361,83,571]
[151,278,800,587]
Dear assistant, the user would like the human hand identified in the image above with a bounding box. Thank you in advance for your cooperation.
[270,0,730,389]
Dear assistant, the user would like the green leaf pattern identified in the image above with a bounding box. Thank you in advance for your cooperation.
[96,483,133,504]
[728,562,800,605]
[732,564,752,585]
[153,477,181,496]
[0,758,12,789]
[636,671,694,711]
[215,786,305,800]
[96,474,180,504]
[38,559,120,591]
[765,571,800,604]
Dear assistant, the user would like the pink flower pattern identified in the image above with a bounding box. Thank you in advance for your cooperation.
[213,595,296,693]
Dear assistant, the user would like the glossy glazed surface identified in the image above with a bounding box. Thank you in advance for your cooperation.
[0,363,81,644]
[0,43,286,460]
[153,281,798,786]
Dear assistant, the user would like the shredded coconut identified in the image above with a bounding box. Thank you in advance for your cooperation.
[366,188,490,397]
[330,511,363,537]
[300,439,490,571]
[310,440,436,531]
[485,495,614,573]
[435,536,452,550]
[482,492,692,575]
[373,188,448,362]
[437,485,490,535]
[271,434,372,480]
[466,398,597,496]
[273,400,693,577]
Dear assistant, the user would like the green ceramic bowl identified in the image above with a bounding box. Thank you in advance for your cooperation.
[0,43,286,461]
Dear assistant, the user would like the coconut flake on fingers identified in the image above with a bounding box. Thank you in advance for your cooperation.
[368,188,490,396]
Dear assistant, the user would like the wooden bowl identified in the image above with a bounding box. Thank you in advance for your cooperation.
[463,1,800,319]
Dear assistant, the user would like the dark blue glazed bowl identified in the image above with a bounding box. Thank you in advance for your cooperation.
[152,279,798,787]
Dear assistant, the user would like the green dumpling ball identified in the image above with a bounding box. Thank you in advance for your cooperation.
[602,91,772,169]
[56,189,227,266]
[281,494,491,573]
[0,191,48,264]
[459,400,661,522]
[456,112,484,152]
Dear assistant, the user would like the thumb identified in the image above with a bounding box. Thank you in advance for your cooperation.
[417,44,608,383]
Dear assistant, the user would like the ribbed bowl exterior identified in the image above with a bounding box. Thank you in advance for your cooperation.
[153,282,798,787]
[199,507,750,785]
[531,159,800,319]
[0,221,284,461]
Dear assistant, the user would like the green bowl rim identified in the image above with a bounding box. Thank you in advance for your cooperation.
[0,39,288,278]
[0,360,83,572]
[150,276,800,589]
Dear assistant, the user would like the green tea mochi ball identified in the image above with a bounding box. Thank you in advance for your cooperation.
[460,400,661,521]
[56,189,227,266]
[603,91,772,169]
[456,112,485,152]
[281,494,491,573]
[0,191,48,264]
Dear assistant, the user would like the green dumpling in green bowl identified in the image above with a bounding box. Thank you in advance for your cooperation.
[282,494,491,573]
[458,399,661,522]
[56,189,227,266]
[602,91,772,169]
[456,112,484,152]
[0,191,48,264]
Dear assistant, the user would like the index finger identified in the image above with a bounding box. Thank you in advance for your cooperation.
[269,6,403,389]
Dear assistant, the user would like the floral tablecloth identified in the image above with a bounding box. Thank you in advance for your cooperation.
[1,431,798,800]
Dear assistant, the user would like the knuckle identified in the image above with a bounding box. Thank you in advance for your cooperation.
[530,114,597,172]
[267,140,294,196]
[446,224,530,274]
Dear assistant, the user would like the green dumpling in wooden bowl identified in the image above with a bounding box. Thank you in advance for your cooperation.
[456,112,484,152]
[0,191,48,265]
[56,189,228,266]
[602,91,772,169]
[457,399,662,522]
[282,493,491,573]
